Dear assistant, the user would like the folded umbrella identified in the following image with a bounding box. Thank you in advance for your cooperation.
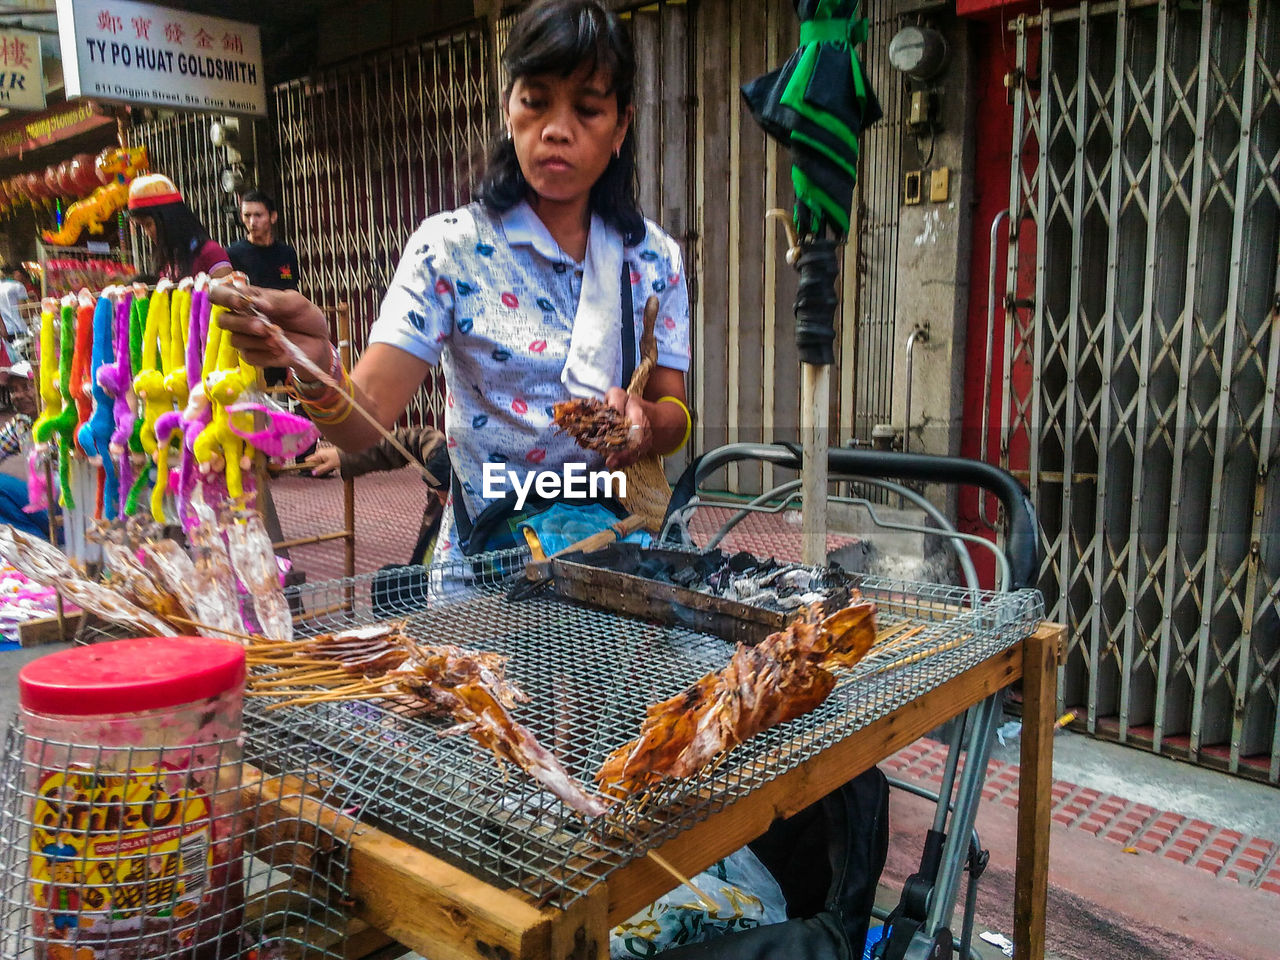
[741,0,881,241]
[740,0,880,567]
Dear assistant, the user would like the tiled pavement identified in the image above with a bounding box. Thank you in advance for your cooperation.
[883,737,1280,898]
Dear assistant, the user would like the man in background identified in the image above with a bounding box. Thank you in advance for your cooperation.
[229,188,316,477]
[229,189,300,291]
[229,189,302,386]
[0,265,30,340]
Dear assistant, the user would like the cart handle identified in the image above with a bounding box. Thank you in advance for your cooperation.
[666,443,1041,591]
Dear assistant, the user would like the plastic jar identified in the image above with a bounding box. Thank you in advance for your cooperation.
[18,637,246,960]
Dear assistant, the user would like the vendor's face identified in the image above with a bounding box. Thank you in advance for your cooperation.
[505,64,631,210]
[134,215,157,241]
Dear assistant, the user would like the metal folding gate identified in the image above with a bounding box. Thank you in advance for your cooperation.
[131,112,248,256]
[853,0,903,447]
[1005,0,1279,781]
[272,25,491,428]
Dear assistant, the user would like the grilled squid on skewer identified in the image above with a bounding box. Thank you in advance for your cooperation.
[0,526,177,637]
[596,600,878,798]
[384,647,605,818]
[552,398,638,455]
[248,627,609,818]
[225,512,292,642]
[99,539,188,622]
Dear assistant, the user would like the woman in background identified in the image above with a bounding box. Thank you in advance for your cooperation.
[127,174,232,280]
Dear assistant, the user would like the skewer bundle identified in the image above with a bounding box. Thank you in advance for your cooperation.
[244,622,610,817]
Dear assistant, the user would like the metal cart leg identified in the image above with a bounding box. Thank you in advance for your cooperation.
[876,692,1002,960]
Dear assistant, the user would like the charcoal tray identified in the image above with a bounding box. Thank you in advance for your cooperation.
[545,543,849,645]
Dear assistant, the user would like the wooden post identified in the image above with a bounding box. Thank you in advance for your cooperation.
[1015,622,1064,960]
[337,304,356,603]
[801,363,829,566]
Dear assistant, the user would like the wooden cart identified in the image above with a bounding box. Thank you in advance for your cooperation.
[244,620,1063,960]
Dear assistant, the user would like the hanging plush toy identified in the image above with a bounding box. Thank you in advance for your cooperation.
[99,287,134,518]
[77,290,118,519]
[70,292,95,457]
[25,269,320,531]
[27,298,61,511]
[194,305,256,504]
[129,282,172,520]
[33,296,79,508]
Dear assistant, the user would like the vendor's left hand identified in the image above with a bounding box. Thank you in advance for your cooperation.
[604,387,651,469]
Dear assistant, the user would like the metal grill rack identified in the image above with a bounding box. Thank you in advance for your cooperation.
[250,552,1044,911]
[0,722,357,960]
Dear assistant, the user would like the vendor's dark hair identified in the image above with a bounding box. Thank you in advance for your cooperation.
[140,201,213,278]
[477,0,644,245]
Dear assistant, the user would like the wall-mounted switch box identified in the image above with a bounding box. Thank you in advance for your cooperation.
[909,90,929,127]
[930,167,950,202]
[904,170,923,205]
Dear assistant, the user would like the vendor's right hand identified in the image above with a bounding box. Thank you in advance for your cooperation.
[208,278,333,372]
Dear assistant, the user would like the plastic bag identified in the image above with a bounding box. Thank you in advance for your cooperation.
[518,501,650,556]
[610,846,788,958]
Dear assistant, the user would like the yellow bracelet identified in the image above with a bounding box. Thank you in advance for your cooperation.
[301,366,354,422]
[310,397,355,426]
[656,395,692,455]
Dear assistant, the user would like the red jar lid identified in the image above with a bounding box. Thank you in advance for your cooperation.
[19,637,246,716]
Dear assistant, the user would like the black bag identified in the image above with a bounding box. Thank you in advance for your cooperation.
[660,767,889,960]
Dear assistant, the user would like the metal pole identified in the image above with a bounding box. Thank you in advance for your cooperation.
[902,326,928,457]
[794,237,841,567]
[338,303,356,589]
[979,209,1009,529]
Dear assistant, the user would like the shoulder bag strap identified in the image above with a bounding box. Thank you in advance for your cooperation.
[620,257,636,389]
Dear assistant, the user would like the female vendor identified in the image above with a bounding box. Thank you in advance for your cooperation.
[213,0,691,567]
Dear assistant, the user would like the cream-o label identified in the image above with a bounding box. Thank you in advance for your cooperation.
[30,763,213,958]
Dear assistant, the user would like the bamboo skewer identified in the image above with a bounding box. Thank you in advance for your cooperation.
[220,283,437,486]
[167,615,271,645]
[644,850,720,914]
[874,621,914,644]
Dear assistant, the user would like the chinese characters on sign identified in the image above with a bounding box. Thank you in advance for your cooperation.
[0,28,46,112]
[56,0,265,117]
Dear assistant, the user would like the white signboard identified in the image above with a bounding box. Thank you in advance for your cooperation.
[0,29,46,111]
[56,0,265,117]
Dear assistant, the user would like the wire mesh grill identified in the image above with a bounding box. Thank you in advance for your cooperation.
[0,722,357,960]
[250,550,1044,911]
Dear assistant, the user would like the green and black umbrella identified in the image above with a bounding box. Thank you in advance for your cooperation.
[742,0,880,365]
[741,0,879,564]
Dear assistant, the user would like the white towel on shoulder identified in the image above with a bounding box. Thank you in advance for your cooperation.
[561,214,626,399]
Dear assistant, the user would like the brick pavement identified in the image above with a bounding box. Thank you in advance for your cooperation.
[883,737,1280,898]
[269,469,428,584]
